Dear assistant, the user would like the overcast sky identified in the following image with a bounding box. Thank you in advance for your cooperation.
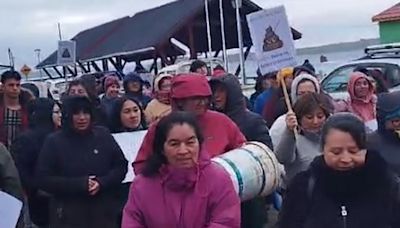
[0,0,398,68]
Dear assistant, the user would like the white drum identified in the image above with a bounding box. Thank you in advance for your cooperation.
[212,141,282,202]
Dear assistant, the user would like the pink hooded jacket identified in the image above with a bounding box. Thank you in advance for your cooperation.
[122,149,241,228]
[336,72,376,122]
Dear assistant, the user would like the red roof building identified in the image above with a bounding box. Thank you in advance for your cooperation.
[372,3,400,44]
[372,3,400,22]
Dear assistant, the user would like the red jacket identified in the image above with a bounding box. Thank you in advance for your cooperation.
[133,74,246,174]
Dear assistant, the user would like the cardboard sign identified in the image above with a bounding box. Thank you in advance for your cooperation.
[112,131,147,183]
[57,40,76,66]
[247,6,297,75]
[0,191,22,228]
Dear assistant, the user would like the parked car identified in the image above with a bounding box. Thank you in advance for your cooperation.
[321,43,400,100]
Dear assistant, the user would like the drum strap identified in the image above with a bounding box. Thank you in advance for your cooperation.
[219,157,244,198]
[241,148,267,196]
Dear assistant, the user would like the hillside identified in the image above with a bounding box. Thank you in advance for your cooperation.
[296,38,380,55]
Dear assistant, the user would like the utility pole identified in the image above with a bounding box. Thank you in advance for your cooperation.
[34,49,43,80]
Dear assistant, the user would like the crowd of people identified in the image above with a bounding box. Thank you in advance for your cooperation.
[0,58,400,228]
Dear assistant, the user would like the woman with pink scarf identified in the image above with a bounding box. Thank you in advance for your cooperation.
[338,72,376,122]
[122,111,240,228]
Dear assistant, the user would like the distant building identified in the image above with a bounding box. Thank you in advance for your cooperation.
[372,3,400,44]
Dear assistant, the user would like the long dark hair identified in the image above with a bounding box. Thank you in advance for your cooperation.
[27,98,56,129]
[109,96,147,133]
[142,111,204,177]
[61,96,94,133]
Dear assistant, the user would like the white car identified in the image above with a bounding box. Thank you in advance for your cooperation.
[321,43,400,100]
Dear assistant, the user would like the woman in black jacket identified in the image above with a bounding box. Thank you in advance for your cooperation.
[65,79,109,127]
[278,113,400,228]
[11,98,60,227]
[36,96,127,228]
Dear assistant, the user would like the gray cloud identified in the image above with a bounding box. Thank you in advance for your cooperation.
[1,0,398,69]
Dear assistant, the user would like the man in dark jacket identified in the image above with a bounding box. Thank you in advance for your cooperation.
[209,74,273,228]
[368,91,400,176]
[36,96,127,228]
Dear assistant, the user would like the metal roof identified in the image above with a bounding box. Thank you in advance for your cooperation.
[372,3,400,22]
[37,0,302,69]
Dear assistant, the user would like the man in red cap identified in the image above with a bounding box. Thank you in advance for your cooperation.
[133,73,246,174]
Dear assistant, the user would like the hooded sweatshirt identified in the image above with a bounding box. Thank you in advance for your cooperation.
[123,73,152,108]
[122,148,240,228]
[133,74,246,174]
[144,74,172,124]
[210,74,272,148]
[368,91,400,176]
[343,72,376,122]
[270,74,320,147]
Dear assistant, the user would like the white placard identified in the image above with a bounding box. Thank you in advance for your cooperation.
[113,131,147,183]
[247,6,297,75]
[0,191,22,228]
[365,119,378,133]
[57,40,76,66]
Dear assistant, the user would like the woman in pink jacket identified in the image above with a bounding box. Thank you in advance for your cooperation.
[122,111,240,228]
[336,72,376,122]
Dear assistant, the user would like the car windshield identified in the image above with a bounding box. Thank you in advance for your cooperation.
[322,63,400,93]
[322,66,355,93]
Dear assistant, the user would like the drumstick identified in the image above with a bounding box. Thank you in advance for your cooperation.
[279,72,299,136]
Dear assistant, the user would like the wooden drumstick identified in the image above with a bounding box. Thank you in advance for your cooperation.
[278,71,299,136]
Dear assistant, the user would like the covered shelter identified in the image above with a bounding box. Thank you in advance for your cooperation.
[37,0,301,78]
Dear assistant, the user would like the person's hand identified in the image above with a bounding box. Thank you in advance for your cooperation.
[88,178,100,196]
[286,111,298,131]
